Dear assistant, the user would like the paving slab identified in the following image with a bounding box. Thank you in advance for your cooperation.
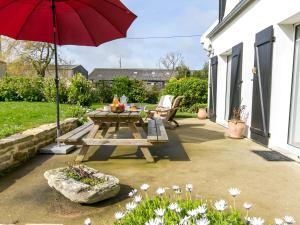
[0,119,300,225]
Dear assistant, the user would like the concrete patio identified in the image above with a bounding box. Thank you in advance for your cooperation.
[0,118,300,225]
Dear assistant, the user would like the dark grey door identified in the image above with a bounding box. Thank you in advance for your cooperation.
[228,43,243,119]
[209,56,218,122]
[250,26,274,146]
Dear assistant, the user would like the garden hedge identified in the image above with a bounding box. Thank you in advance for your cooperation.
[162,77,208,111]
[0,75,208,111]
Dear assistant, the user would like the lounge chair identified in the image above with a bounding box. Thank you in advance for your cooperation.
[146,96,184,128]
[144,95,174,117]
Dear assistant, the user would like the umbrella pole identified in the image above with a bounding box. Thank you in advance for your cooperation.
[51,0,60,143]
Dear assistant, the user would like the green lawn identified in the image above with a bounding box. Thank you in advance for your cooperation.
[0,102,196,139]
[0,102,80,139]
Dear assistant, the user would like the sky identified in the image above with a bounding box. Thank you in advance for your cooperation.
[61,0,218,72]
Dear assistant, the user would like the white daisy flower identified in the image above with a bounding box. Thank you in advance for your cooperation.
[250,217,265,225]
[128,189,137,197]
[156,187,166,196]
[196,204,207,214]
[175,207,182,213]
[284,216,295,224]
[186,184,193,192]
[214,199,227,212]
[141,183,150,191]
[145,218,162,225]
[134,195,143,203]
[168,202,179,211]
[180,216,191,225]
[114,212,125,221]
[154,208,165,218]
[196,218,210,225]
[243,202,252,210]
[228,187,241,197]
[125,202,137,211]
[275,218,283,225]
[187,209,199,217]
[84,218,92,225]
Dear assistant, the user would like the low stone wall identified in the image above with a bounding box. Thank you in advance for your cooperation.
[0,118,78,173]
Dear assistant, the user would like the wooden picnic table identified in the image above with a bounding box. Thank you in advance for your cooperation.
[78,110,166,162]
[58,109,169,163]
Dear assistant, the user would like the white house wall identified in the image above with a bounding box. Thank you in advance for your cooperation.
[208,0,300,155]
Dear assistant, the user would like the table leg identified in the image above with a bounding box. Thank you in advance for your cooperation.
[100,123,110,138]
[129,123,154,163]
[138,118,148,133]
[114,122,120,138]
[76,124,100,162]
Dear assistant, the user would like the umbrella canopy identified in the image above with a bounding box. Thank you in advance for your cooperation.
[0,0,136,142]
[0,0,137,46]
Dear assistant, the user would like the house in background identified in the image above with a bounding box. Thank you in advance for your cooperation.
[46,65,88,79]
[202,0,300,157]
[0,60,6,77]
[89,68,175,89]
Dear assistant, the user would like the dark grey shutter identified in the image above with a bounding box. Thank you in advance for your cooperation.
[219,0,227,22]
[209,56,218,122]
[250,26,274,146]
[228,43,243,119]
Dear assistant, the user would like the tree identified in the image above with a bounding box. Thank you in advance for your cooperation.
[176,65,191,78]
[192,62,208,79]
[1,37,66,77]
[159,52,185,76]
[21,42,54,77]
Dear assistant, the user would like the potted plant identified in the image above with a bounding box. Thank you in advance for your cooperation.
[197,108,207,120]
[193,103,207,120]
[228,105,246,139]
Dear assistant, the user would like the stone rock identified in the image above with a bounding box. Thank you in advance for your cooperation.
[44,165,120,204]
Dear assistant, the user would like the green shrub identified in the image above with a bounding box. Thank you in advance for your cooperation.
[93,81,113,103]
[112,76,148,103]
[128,80,147,103]
[0,76,19,101]
[0,76,44,101]
[162,77,208,111]
[15,77,44,101]
[69,104,89,125]
[112,76,132,98]
[67,73,93,106]
[146,85,160,104]
[43,77,68,103]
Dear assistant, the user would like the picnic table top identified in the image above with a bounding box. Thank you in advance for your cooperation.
[87,110,142,118]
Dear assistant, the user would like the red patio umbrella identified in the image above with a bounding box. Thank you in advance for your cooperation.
[0,0,136,141]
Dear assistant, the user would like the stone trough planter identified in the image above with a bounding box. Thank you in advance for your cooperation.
[44,165,120,204]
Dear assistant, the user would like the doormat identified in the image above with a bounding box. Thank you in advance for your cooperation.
[252,150,294,162]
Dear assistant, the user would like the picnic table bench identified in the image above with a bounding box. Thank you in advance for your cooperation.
[58,110,168,162]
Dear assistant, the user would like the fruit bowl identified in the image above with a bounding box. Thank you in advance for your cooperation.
[111,108,125,113]
[111,104,125,113]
